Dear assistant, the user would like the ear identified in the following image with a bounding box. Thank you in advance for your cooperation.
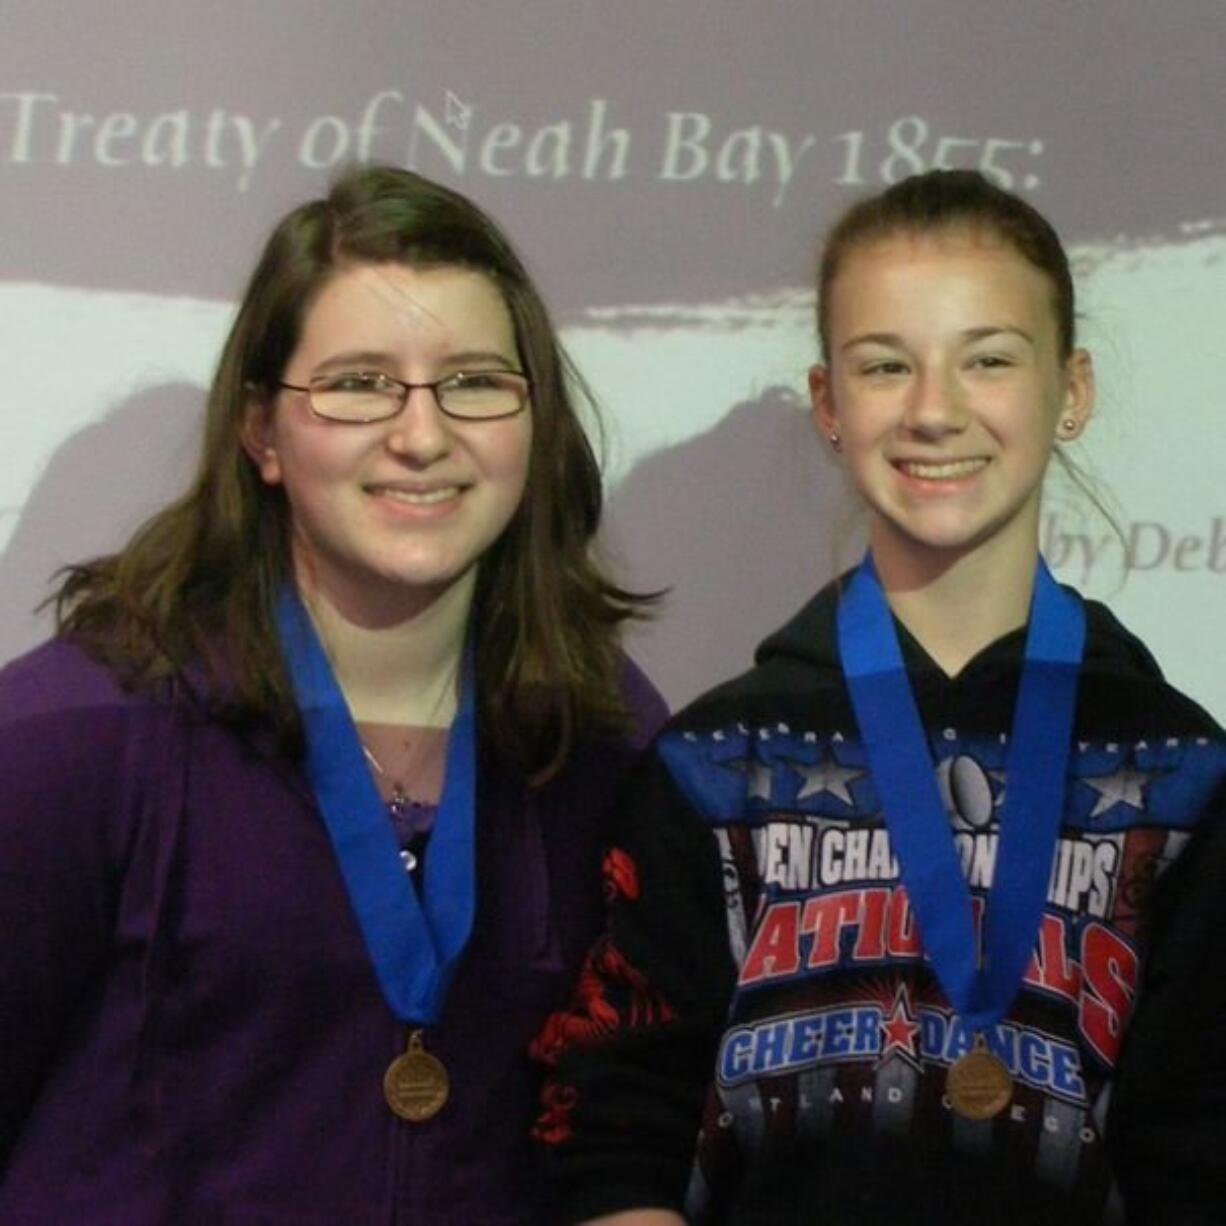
[808,364,839,444]
[240,391,283,485]
[1056,348,1095,441]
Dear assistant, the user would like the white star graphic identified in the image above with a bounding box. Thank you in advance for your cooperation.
[748,760,774,801]
[790,750,862,805]
[1084,767,1149,818]
[720,756,775,802]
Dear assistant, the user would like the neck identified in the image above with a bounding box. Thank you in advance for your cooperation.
[298,572,474,725]
[869,531,1039,678]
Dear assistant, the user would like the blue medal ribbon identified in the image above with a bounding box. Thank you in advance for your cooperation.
[837,555,1084,1029]
[276,588,477,1025]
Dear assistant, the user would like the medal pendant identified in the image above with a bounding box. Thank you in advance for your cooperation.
[383,1030,449,1122]
[947,1033,1013,1120]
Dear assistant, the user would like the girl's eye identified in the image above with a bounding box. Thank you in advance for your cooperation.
[862,360,908,377]
[319,371,392,393]
[969,354,1013,370]
[449,372,502,390]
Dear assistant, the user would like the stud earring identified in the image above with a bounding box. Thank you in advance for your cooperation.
[1060,418,1078,435]
[829,432,842,452]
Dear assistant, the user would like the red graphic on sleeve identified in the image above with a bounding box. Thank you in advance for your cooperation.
[534,1082,579,1145]
[532,846,681,1145]
[532,935,678,1145]
[602,846,640,902]
[533,935,677,1065]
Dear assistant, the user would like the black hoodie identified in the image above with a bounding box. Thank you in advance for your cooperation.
[538,579,1226,1225]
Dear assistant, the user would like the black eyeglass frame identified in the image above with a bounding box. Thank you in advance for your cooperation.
[277,370,531,424]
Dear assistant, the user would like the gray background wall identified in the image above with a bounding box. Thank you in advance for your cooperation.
[2,0,1223,717]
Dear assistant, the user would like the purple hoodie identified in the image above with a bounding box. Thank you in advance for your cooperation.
[0,637,666,1225]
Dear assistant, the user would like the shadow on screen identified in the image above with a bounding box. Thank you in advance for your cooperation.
[0,383,203,667]
[2,379,854,712]
[605,384,855,711]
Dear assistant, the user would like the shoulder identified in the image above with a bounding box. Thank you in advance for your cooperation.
[0,636,153,727]
[1080,598,1223,740]
[614,649,669,747]
[664,579,846,736]
[0,640,182,861]
[534,653,667,798]
[1072,600,1226,856]
[0,637,201,796]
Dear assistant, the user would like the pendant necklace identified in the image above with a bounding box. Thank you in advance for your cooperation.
[359,735,445,873]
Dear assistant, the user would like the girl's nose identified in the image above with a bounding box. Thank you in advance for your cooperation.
[901,365,967,437]
[384,385,453,464]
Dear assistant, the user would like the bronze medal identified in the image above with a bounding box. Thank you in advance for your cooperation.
[383,1030,449,1122]
[946,1033,1012,1120]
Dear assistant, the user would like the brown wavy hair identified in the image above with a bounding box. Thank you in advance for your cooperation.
[55,165,655,779]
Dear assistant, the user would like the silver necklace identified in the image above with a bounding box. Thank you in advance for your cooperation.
[361,741,435,872]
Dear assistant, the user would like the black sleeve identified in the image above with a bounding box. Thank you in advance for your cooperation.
[533,748,737,1223]
[1109,784,1226,1225]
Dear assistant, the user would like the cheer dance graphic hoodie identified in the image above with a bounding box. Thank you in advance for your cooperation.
[535,578,1226,1225]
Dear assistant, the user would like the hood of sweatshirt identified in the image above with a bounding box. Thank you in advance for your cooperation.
[754,574,1166,689]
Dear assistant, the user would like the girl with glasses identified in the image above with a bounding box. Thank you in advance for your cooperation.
[0,166,665,1225]
[536,170,1225,1225]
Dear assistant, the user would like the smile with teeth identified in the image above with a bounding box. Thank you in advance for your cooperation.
[369,484,463,505]
[894,457,988,480]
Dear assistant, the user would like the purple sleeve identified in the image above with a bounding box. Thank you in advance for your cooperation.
[0,643,136,1162]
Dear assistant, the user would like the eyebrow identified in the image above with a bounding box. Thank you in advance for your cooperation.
[311,348,520,374]
[841,325,1036,353]
[312,350,399,373]
[963,325,1036,346]
[441,349,520,371]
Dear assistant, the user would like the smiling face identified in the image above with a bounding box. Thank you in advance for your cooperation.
[245,261,532,623]
[811,227,1093,578]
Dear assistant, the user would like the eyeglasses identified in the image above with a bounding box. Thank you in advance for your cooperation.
[278,369,530,423]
